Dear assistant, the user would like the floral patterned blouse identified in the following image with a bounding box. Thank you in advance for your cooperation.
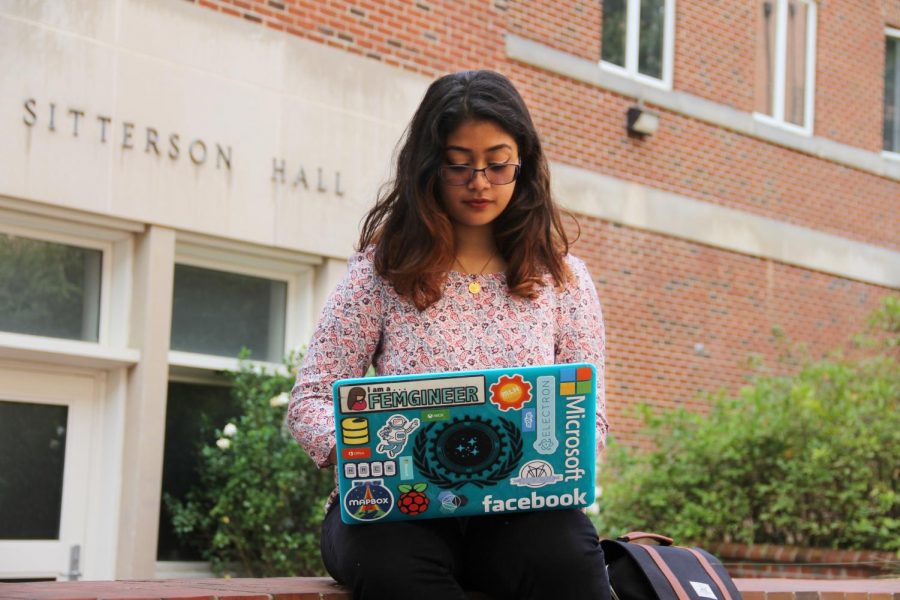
[288,246,608,512]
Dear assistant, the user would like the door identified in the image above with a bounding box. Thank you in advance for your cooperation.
[0,361,97,581]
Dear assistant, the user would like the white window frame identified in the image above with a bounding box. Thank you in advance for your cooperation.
[600,0,676,90]
[0,206,138,368]
[159,234,319,576]
[753,0,817,135]
[167,233,319,374]
[883,27,900,161]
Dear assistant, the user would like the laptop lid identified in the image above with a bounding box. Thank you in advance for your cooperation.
[332,363,597,524]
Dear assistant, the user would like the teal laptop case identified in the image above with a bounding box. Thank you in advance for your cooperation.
[332,363,597,524]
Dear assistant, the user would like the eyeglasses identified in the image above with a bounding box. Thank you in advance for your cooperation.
[438,163,521,186]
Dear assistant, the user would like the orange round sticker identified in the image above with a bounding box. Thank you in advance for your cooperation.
[489,375,533,411]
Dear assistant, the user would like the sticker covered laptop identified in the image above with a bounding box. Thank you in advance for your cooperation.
[332,363,597,524]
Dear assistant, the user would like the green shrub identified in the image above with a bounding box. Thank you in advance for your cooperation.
[594,297,900,552]
[165,351,334,576]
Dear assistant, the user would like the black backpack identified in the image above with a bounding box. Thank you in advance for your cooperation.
[602,532,743,600]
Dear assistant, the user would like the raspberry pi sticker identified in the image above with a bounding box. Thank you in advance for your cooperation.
[343,479,394,522]
[413,415,523,490]
[396,482,430,516]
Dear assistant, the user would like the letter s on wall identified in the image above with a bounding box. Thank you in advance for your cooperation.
[23,98,37,126]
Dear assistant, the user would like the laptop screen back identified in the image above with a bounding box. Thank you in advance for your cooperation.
[332,363,597,524]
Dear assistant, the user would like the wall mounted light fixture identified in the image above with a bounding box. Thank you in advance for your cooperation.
[626,105,660,136]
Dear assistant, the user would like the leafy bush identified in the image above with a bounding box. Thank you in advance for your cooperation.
[166,351,334,576]
[594,297,900,552]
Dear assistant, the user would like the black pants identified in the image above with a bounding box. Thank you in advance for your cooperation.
[321,504,611,600]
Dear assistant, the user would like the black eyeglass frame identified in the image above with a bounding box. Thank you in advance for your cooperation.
[438,163,522,186]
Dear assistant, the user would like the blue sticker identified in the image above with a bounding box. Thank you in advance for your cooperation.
[522,408,535,432]
[344,479,394,522]
[399,456,414,480]
[438,490,468,514]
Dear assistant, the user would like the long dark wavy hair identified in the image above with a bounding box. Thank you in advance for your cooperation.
[357,69,574,310]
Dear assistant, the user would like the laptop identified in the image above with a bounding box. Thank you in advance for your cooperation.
[332,363,597,524]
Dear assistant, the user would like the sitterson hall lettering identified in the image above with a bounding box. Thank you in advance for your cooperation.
[271,159,344,196]
[22,98,344,193]
[23,98,232,169]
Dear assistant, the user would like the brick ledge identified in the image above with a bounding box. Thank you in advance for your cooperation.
[0,576,898,599]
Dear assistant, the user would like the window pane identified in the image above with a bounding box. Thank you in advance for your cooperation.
[885,37,900,152]
[0,233,102,342]
[783,0,809,126]
[637,0,665,79]
[755,0,777,115]
[170,264,287,362]
[157,381,239,561]
[601,0,627,67]
[0,401,68,539]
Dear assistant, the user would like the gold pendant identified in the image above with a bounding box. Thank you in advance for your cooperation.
[468,281,482,294]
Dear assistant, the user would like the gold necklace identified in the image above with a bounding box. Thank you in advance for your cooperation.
[455,254,495,294]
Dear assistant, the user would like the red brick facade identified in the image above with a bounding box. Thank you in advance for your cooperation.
[191,0,898,450]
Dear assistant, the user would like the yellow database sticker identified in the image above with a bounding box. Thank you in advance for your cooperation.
[341,417,369,445]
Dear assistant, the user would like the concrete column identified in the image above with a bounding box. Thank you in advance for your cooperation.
[115,225,175,578]
[312,256,350,319]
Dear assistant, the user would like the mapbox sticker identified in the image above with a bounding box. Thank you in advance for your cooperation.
[344,479,393,522]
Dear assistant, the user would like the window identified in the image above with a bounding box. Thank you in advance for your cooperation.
[0,400,68,539]
[601,0,675,87]
[158,237,316,569]
[156,380,238,561]
[885,29,900,154]
[170,264,287,363]
[0,233,102,342]
[755,0,817,132]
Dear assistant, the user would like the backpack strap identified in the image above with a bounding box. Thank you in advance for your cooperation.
[686,548,733,600]
[635,544,690,600]
[617,531,674,545]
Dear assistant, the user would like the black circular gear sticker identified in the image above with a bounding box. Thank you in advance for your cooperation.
[414,416,523,490]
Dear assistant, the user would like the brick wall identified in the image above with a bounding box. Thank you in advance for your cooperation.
[2,576,898,600]
[676,1,756,110]
[885,0,900,30]
[513,64,899,250]
[816,1,886,151]
[574,216,887,447]
[192,1,899,245]
[708,542,900,579]
[189,0,899,450]
[507,0,601,62]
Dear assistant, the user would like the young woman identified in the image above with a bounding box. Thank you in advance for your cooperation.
[289,70,610,600]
